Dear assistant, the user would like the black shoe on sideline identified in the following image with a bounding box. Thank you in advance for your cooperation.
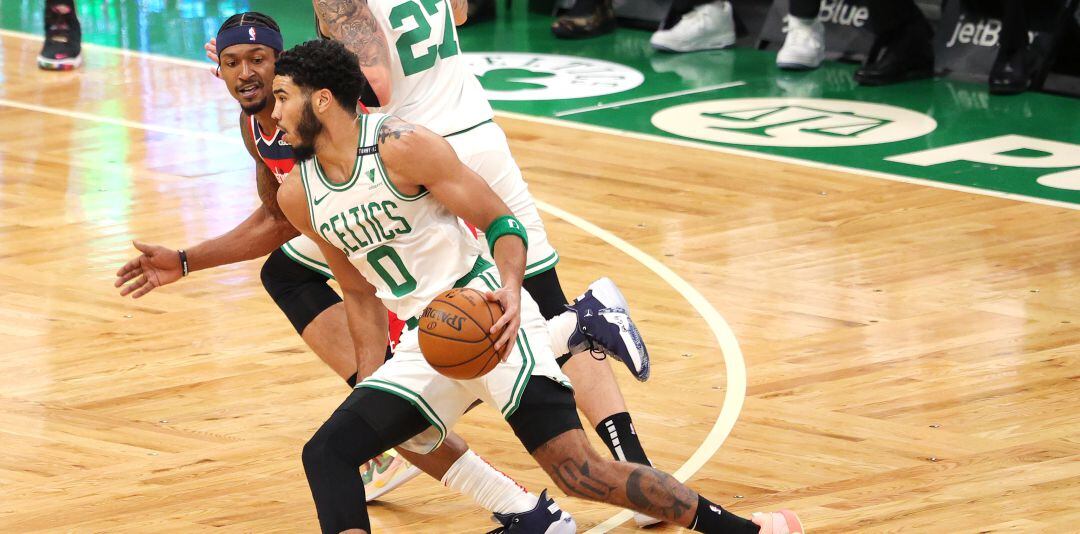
[989,47,1034,95]
[551,0,616,39]
[854,21,933,86]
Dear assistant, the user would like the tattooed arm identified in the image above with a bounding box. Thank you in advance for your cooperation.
[312,0,393,106]
[451,0,468,25]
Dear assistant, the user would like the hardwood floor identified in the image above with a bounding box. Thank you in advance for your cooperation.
[1,33,1077,533]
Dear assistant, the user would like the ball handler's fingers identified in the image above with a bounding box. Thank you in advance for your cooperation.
[496,314,520,362]
[486,290,520,361]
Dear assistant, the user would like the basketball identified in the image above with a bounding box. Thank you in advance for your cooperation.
[418,288,505,380]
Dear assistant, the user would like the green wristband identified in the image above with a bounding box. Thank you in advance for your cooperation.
[485,215,528,255]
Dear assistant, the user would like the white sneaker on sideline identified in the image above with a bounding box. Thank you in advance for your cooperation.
[776,16,825,70]
[650,0,735,53]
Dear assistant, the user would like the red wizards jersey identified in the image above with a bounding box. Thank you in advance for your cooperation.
[246,114,406,348]
[248,115,294,183]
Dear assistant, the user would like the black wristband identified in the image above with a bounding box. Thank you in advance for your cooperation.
[178,249,189,277]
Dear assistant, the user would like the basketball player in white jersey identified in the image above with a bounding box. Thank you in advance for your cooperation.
[117,13,586,531]
[306,3,664,523]
[274,38,802,534]
[201,2,662,524]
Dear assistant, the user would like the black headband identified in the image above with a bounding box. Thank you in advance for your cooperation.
[216,24,283,58]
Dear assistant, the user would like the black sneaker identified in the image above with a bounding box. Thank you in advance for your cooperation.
[38,2,82,71]
[551,0,616,39]
[989,47,1035,96]
[853,20,933,86]
[487,490,577,533]
[566,278,650,382]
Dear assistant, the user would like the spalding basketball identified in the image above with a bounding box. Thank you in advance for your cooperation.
[418,288,505,379]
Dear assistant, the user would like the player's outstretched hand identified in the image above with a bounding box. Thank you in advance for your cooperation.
[486,288,520,362]
[205,38,221,79]
[114,241,183,298]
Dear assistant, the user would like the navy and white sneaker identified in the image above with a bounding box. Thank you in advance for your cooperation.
[567,278,650,382]
[487,490,577,533]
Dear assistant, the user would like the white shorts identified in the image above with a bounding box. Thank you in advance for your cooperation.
[358,261,571,454]
[281,120,559,279]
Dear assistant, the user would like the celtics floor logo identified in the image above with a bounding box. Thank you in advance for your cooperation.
[464,52,643,101]
[652,98,937,147]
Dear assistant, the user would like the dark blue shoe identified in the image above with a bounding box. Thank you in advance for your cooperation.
[488,490,577,533]
[567,278,650,381]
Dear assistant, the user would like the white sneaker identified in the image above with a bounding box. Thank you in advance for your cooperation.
[776,16,825,70]
[650,0,735,53]
[362,451,422,502]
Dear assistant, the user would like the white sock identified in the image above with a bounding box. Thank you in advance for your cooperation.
[441,450,538,514]
[547,310,576,357]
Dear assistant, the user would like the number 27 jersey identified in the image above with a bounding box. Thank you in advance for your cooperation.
[297,113,482,320]
[369,0,493,136]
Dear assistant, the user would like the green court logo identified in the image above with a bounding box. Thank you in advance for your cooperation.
[464,52,643,101]
[652,98,937,147]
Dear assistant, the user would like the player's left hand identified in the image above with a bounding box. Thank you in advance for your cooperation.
[204,38,221,79]
[486,287,520,361]
[114,241,183,298]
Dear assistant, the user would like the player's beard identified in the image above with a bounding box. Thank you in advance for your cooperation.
[290,100,324,162]
[240,95,270,115]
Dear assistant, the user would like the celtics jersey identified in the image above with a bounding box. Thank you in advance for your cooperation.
[297,113,482,320]
[367,0,493,135]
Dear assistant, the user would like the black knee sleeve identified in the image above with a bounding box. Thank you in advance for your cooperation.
[261,248,342,335]
[523,268,570,321]
[302,409,380,534]
[508,377,583,453]
[303,387,432,534]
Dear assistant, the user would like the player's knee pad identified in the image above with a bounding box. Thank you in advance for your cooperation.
[508,377,583,453]
[260,248,342,335]
[303,409,384,473]
[523,268,570,320]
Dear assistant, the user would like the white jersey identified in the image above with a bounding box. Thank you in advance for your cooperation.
[297,113,482,320]
[368,0,493,136]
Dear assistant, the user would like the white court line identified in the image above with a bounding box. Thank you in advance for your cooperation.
[0,28,210,69]
[0,31,747,532]
[0,98,239,142]
[538,200,746,533]
[499,111,1080,211]
[2,27,1074,210]
[554,81,747,117]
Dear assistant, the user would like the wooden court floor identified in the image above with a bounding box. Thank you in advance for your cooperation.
[1,34,1078,533]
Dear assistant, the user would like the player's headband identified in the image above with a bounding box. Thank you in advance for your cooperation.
[216,24,283,58]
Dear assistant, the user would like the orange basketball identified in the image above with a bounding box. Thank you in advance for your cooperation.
[418,288,505,380]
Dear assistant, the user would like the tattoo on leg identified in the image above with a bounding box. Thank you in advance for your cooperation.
[551,458,616,500]
[625,466,696,520]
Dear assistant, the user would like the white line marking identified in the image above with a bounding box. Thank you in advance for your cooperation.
[554,81,746,117]
[539,200,745,533]
[0,33,748,531]
[0,28,211,69]
[2,29,1072,210]
[499,110,1080,211]
[0,98,239,142]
